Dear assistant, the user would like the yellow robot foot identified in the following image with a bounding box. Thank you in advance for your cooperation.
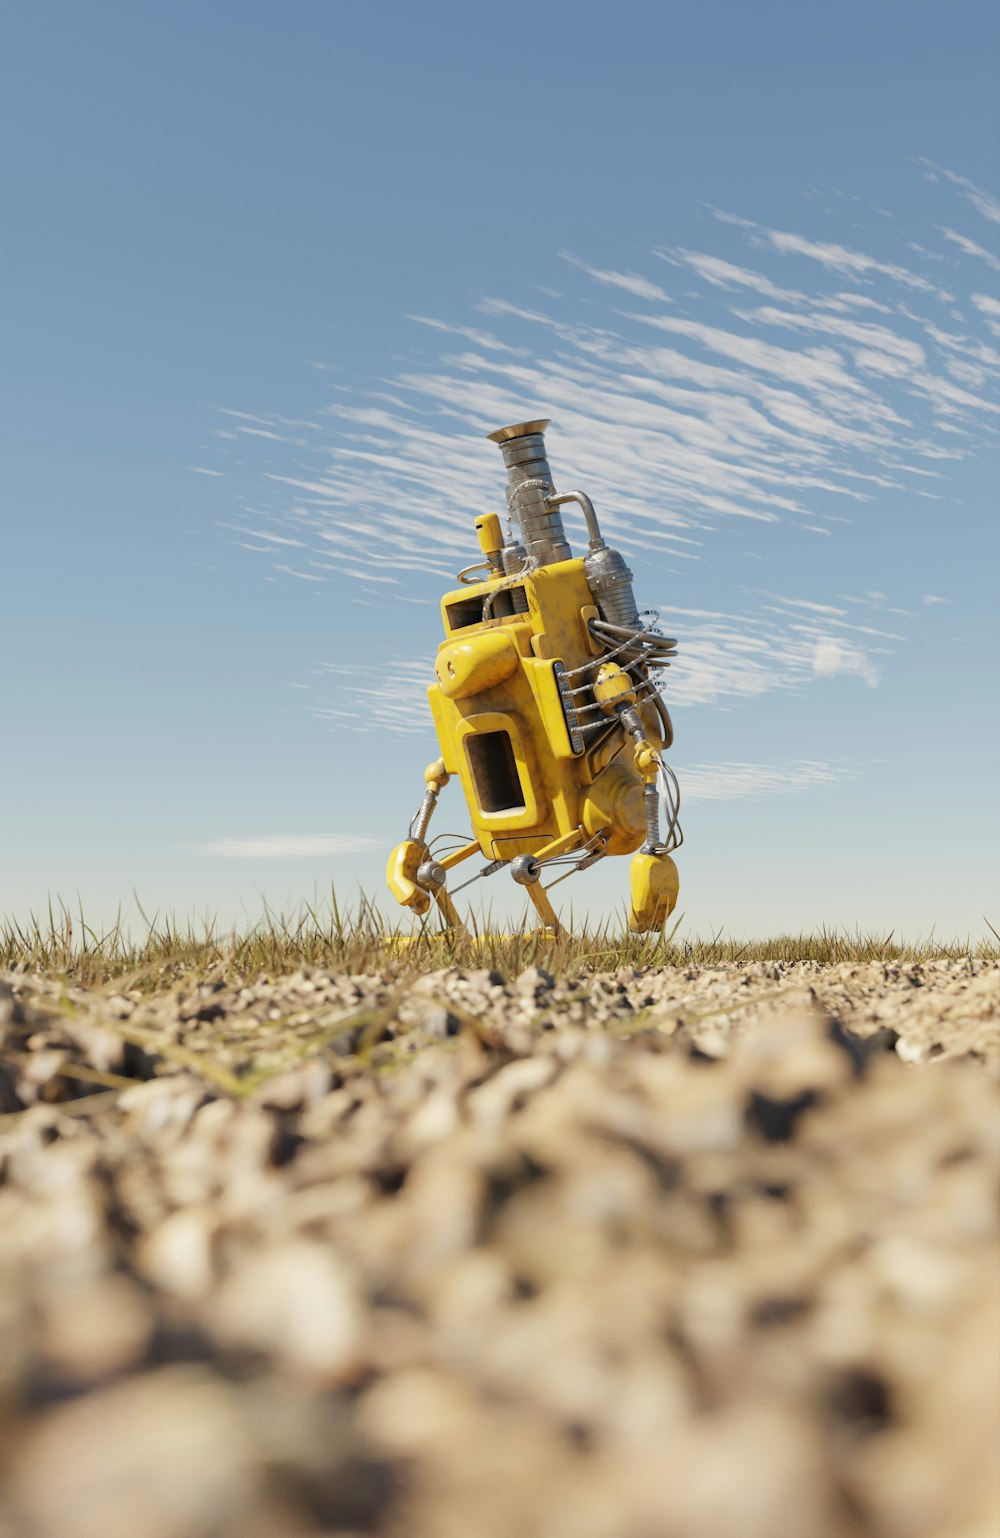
[628,850,679,933]
[386,840,432,916]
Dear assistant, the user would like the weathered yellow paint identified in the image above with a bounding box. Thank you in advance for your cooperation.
[427,554,663,866]
[437,839,481,872]
[475,513,503,557]
[435,631,519,700]
[388,490,680,934]
[385,840,431,915]
[593,660,636,713]
[628,851,680,933]
[581,763,646,857]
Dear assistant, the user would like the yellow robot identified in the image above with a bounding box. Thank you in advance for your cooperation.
[386,419,682,934]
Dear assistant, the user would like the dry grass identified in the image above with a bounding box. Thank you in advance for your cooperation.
[2,894,997,989]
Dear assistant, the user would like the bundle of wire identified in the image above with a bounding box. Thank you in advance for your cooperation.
[588,612,683,852]
[588,615,678,670]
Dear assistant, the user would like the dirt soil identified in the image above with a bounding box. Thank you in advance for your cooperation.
[1,958,998,1538]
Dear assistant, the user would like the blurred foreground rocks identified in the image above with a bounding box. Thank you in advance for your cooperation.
[0,960,997,1537]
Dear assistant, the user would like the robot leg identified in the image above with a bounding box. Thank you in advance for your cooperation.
[510,848,567,937]
[627,772,679,931]
[385,759,466,931]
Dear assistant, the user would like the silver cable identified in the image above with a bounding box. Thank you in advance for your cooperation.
[481,475,555,620]
[569,678,666,719]
[482,548,538,620]
[448,858,508,896]
[656,760,684,852]
[428,835,477,858]
[560,620,675,682]
[543,835,609,890]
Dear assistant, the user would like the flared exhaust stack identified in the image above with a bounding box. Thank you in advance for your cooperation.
[487,419,571,567]
[487,418,641,626]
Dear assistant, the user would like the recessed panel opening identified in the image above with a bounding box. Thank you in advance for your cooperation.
[445,587,526,632]
[446,595,486,631]
[466,730,526,814]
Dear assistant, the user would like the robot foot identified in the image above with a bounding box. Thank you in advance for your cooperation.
[628,850,679,934]
[386,840,432,916]
[386,840,469,934]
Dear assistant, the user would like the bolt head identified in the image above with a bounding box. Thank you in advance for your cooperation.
[416,860,446,891]
[510,855,541,886]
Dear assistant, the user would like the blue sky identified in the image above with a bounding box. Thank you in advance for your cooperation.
[3,1,999,938]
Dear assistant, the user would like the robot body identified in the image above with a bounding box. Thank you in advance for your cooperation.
[386,420,682,934]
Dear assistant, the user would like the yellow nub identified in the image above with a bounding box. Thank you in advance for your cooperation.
[593,661,637,714]
[475,514,504,558]
[634,742,660,781]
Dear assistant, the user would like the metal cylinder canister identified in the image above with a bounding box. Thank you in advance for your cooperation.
[581,763,646,857]
[487,421,571,567]
[583,545,641,627]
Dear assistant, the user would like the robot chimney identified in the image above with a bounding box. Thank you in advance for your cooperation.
[487,418,641,627]
[487,419,571,567]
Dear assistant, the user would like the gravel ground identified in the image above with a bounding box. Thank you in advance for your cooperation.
[1,959,997,1538]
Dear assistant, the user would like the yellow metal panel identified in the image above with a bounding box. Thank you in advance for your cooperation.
[385,840,431,915]
[424,538,664,888]
[489,832,556,859]
[435,631,519,699]
[582,763,646,857]
[475,513,503,556]
[454,710,541,834]
[519,656,575,760]
[628,852,680,932]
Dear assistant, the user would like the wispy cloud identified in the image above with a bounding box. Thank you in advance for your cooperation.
[202,160,997,739]
[215,407,280,426]
[664,249,806,302]
[274,563,325,583]
[204,835,380,858]
[970,293,1000,338]
[921,594,951,606]
[714,211,944,295]
[408,315,525,353]
[939,227,1000,273]
[560,252,670,303]
[917,160,1000,226]
[734,305,926,373]
[679,758,859,802]
[812,637,879,688]
[229,528,305,549]
[311,656,436,736]
[237,426,291,442]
